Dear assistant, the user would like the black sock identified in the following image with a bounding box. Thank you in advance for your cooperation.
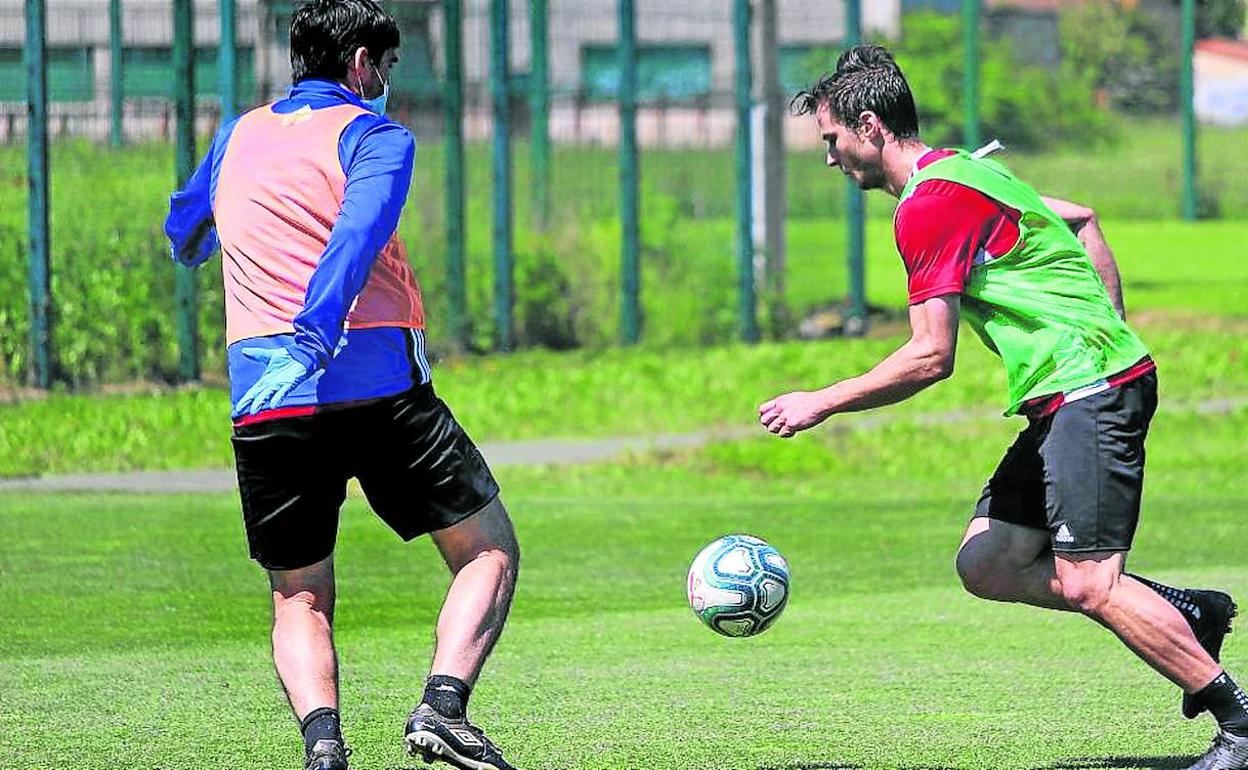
[1128,573,1201,625]
[1195,672,1248,737]
[422,674,471,720]
[300,707,343,754]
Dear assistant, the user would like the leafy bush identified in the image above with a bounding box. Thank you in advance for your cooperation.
[899,12,1107,149]
[1194,0,1247,38]
[0,141,226,387]
[796,13,1107,150]
[1060,2,1181,114]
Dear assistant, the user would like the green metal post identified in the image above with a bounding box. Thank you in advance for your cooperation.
[1181,0,1197,220]
[529,0,550,229]
[173,0,200,381]
[444,0,468,348]
[734,0,757,343]
[962,0,980,149]
[219,0,238,119]
[845,0,866,336]
[490,0,514,351]
[26,0,52,388]
[109,0,123,148]
[618,0,640,345]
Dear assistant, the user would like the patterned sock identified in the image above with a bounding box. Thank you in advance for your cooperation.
[422,674,471,720]
[1194,672,1248,737]
[300,707,343,754]
[1128,573,1201,625]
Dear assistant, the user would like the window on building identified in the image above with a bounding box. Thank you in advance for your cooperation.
[581,45,712,102]
[0,47,94,102]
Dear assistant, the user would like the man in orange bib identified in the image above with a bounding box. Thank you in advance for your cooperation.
[165,2,520,768]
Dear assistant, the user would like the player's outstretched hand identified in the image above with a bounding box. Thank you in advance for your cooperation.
[234,347,314,418]
[758,390,830,438]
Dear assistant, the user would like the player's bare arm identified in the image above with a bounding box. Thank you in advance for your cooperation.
[1042,195,1126,319]
[758,294,960,438]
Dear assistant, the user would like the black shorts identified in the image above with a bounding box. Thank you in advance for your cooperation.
[231,384,500,571]
[974,372,1158,553]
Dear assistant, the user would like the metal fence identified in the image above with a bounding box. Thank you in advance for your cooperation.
[12,0,1218,388]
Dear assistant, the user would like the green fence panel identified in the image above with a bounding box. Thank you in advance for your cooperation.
[581,44,710,101]
[390,1,438,99]
[122,46,255,99]
[0,47,94,102]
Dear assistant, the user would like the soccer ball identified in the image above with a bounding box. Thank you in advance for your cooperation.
[686,534,789,637]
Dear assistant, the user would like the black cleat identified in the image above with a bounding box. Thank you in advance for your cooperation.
[304,739,350,770]
[1184,590,1239,719]
[1185,730,1248,770]
[403,703,518,770]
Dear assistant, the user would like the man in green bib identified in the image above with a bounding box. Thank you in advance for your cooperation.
[759,44,1246,770]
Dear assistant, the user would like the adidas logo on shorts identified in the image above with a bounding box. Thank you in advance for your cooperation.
[1055,524,1075,544]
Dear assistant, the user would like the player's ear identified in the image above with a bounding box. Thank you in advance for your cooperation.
[858,111,881,140]
[347,47,368,79]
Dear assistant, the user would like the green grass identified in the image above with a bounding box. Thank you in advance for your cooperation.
[1,210,1243,478]
[3,405,1246,769]
[2,311,1246,477]
[4,114,1247,769]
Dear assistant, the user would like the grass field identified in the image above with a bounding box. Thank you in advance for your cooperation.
[3,282,1247,770]
[2,402,1246,769]
[3,124,1247,767]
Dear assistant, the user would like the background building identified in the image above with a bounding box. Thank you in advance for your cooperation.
[0,0,900,144]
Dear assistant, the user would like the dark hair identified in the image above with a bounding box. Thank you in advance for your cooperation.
[791,44,920,140]
[290,0,400,83]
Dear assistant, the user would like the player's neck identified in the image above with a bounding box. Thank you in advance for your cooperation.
[882,140,933,198]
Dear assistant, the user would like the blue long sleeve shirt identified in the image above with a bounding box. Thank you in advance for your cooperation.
[165,79,430,419]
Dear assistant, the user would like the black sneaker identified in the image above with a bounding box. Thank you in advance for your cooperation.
[1184,590,1239,719]
[1185,730,1248,770]
[403,703,518,770]
[304,739,350,770]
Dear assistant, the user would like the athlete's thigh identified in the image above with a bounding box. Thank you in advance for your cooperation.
[959,514,1051,569]
[1038,373,1156,554]
[969,421,1049,540]
[430,496,519,573]
[350,385,501,543]
[232,416,350,571]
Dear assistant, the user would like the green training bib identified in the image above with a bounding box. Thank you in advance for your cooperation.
[898,150,1149,415]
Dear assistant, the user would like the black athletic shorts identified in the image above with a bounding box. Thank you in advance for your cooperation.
[231,384,500,571]
[974,371,1158,553]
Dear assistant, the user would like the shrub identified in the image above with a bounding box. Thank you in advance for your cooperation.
[1060,2,1181,114]
[796,13,1108,151]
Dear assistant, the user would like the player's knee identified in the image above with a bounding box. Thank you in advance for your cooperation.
[491,539,520,582]
[273,587,333,617]
[470,537,520,584]
[955,547,1007,600]
[1057,571,1114,616]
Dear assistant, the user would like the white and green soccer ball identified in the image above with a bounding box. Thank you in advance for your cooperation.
[686,534,789,638]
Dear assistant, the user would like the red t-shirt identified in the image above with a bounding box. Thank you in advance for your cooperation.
[893,149,1021,305]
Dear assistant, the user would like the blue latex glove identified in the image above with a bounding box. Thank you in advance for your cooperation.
[234,347,315,417]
